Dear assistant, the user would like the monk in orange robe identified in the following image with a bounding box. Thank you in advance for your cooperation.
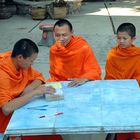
[47,19,101,86]
[105,23,140,140]
[0,39,62,140]
[105,44,140,85]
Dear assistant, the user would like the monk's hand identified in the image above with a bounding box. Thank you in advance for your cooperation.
[68,78,88,87]
[35,85,56,95]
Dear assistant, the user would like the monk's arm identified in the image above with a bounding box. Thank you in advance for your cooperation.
[68,78,88,87]
[22,68,46,95]
[2,85,55,116]
[2,90,38,116]
[22,79,43,95]
[68,47,101,87]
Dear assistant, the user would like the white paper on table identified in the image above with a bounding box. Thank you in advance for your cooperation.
[44,82,64,101]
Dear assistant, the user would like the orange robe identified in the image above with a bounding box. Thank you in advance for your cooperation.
[105,44,140,85]
[0,52,62,140]
[104,44,140,140]
[47,36,101,82]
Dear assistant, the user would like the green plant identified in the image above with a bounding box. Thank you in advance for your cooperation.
[53,0,67,7]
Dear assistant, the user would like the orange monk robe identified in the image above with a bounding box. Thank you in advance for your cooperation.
[0,52,46,133]
[105,44,140,86]
[47,36,101,82]
[0,52,62,140]
[104,45,140,140]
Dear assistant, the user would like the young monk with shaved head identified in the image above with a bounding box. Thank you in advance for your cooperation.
[105,23,140,140]
[47,19,101,86]
[0,38,62,140]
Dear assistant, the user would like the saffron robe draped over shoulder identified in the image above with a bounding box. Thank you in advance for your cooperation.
[0,52,45,133]
[47,36,101,82]
[105,44,140,86]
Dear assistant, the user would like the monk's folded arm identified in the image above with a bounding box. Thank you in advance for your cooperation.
[2,89,39,116]
[22,79,44,95]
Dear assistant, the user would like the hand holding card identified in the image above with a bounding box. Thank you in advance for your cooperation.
[44,82,64,101]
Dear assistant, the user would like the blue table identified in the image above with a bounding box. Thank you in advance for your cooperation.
[4,80,140,139]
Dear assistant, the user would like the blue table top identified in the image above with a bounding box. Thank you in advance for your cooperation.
[5,80,140,136]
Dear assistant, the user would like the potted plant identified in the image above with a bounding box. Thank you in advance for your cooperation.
[52,0,67,19]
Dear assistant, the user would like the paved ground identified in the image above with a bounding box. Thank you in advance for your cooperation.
[1,0,140,139]
[1,0,140,79]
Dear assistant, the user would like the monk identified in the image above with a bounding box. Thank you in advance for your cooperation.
[105,23,140,140]
[0,38,62,140]
[47,19,101,86]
